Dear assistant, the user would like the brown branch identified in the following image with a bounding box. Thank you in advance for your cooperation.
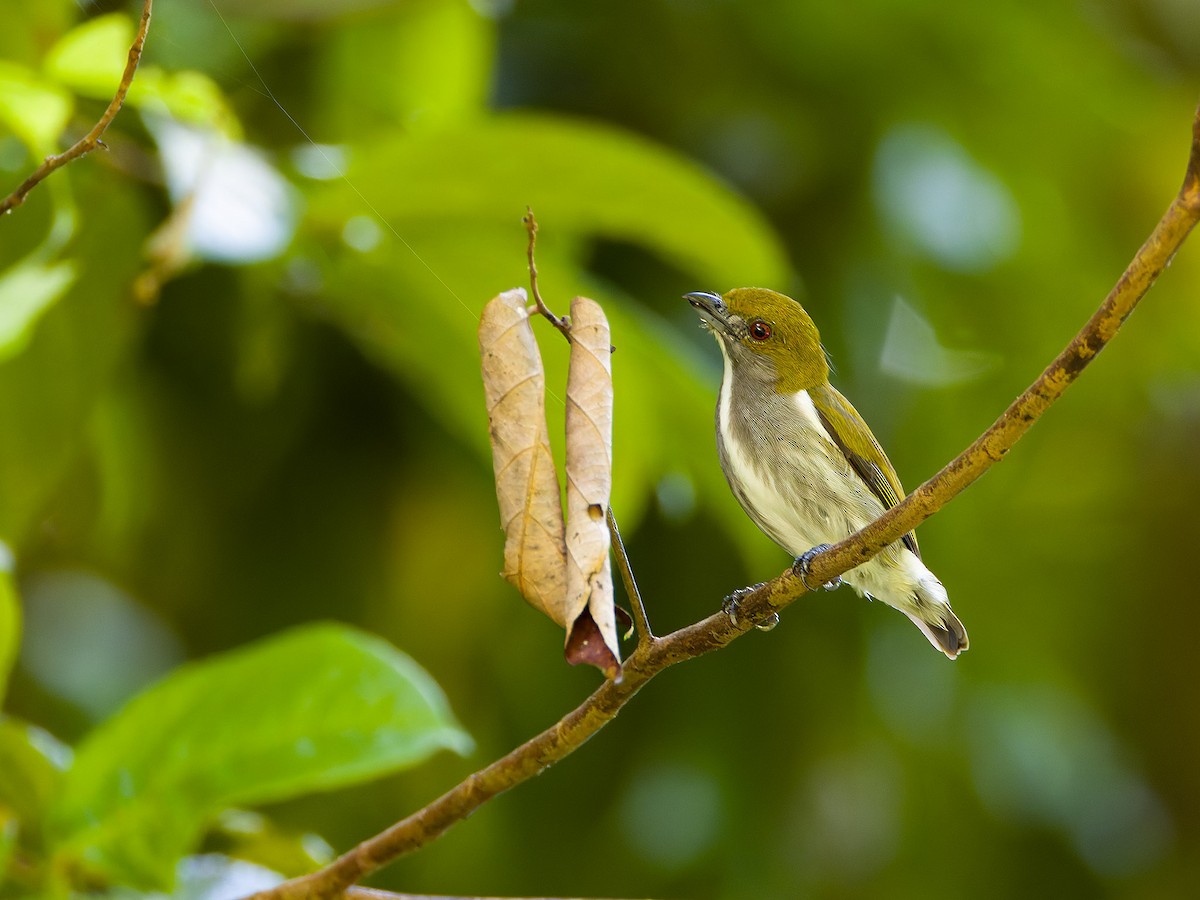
[521,209,572,339]
[0,0,153,216]
[246,106,1200,900]
[346,890,632,900]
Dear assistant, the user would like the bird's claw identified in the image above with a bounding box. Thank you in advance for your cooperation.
[721,582,766,628]
[793,545,842,592]
[755,612,780,632]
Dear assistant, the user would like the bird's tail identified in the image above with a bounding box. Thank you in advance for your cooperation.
[904,606,968,659]
[862,550,969,658]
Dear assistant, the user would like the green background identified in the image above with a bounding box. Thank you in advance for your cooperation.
[3,0,1200,897]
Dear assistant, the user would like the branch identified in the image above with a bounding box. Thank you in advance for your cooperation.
[0,0,153,216]
[346,890,627,900]
[521,209,573,339]
[246,105,1200,900]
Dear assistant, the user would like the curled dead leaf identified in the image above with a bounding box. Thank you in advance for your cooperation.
[478,288,567,622]
[563,296,620,677]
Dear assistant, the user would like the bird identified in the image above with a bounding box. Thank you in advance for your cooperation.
[686,287,967,659]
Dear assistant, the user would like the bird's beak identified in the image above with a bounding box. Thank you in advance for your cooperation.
[685,291,734,334]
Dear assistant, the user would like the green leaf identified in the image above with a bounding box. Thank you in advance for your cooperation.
[50,623,472,890]
[320,0,492,136]
[0,815,14,886]
[43,12,133,99]
[0,61,73,152]
[0,547,18,703]
[208,809,333,878]
[43,11,240,138]
[0,171,149,542]
[0,258,78,363]
[308,113,790,286]
[0,717,71,833]
[130,69,240,137]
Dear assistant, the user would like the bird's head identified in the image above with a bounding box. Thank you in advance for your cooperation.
[685,287,829,392]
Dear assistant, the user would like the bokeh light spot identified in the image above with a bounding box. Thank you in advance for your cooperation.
[873,124,1020,272]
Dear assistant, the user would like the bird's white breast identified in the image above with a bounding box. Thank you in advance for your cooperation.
[717,364,872,556]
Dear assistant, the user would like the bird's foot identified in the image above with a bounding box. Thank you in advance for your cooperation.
[721,582,766,628]
[793,545,842,592]
[755,612,780,632]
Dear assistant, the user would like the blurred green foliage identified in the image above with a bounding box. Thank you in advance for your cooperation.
[2,0,1199,898]
[48,623,469,890]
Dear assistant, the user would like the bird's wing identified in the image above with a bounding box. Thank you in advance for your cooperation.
[810,383,921,559]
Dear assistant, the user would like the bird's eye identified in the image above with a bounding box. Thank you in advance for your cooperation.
[749,320,772,341]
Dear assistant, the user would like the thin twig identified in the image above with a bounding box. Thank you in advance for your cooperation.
[522,208,572,339]
[0,0,153,216]
[608,506,654,642]
[245,106,1200,900]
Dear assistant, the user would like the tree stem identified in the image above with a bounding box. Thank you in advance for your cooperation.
[0,0,153,216]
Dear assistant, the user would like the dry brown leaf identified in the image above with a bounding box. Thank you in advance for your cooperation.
[563,296,620,678]
[478,288,567,622]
